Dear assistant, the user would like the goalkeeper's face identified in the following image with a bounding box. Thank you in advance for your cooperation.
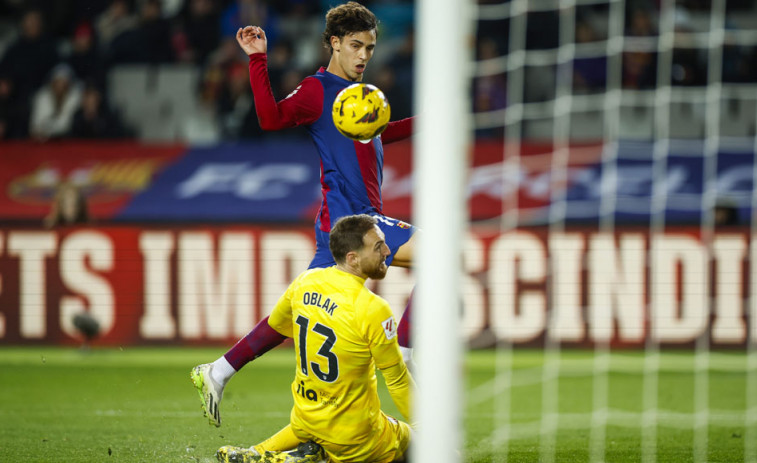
[357,225,390,280]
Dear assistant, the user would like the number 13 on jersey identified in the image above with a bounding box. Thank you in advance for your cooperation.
[295,315,340,383]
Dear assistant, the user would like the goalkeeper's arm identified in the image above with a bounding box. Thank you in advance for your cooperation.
[380,360,416,426]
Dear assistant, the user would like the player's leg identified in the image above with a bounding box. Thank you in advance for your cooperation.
[391,235,415,362]
[324,413,410,463]
[193,230,335,427]
[217,425,325,463]
[374,415,411,463]
[388,229,416,269]
[255,424,302,453]
[192,318,287,427]
[391,419,412,463]
[396,289,412,350]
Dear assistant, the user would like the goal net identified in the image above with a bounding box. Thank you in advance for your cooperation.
[439,0,757,461]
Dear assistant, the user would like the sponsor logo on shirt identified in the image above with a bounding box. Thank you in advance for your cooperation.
[382,317,397,340]
[297,380,318,402]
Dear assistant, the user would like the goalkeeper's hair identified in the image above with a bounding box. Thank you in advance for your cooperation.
[322,1,379,54]
[329,214,378,264]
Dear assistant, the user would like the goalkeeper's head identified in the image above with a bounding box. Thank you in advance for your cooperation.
[330,214,390,280]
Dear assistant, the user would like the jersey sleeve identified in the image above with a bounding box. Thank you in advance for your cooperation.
[268,273,301,337]
[363,295,414,422]
[381,361,415,424]
[380,116,414,144]
[364,297,404,370]
[248,53,323,130]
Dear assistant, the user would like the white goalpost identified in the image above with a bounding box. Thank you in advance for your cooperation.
[412,0,471,462]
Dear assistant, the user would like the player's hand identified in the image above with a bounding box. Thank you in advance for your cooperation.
[236,26,267,55]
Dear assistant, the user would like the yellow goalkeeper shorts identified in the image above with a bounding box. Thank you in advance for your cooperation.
[294,411,411,463]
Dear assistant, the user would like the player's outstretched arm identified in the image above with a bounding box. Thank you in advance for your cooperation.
[380,116,414,144]
[236,26,267,55]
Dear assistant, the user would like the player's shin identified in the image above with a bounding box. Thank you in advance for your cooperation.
[397,293,412,349]
[397,295,415,371]
[193,316,288,427]
[222,315,288,381]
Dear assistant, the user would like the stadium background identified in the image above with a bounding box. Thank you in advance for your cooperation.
[0,0,755,348]
[1,139,755,348]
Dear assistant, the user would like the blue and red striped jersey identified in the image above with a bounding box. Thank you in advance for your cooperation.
[248,54,413,232]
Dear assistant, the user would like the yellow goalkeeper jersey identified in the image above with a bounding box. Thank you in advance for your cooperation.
[268,266,411,447]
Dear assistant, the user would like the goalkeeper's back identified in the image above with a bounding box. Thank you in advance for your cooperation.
[268,265,413,461]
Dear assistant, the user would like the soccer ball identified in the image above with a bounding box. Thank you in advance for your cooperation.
[332,83,391,141]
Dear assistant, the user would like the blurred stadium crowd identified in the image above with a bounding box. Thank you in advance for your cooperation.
[0,0,756,143]
[0,0,416,142]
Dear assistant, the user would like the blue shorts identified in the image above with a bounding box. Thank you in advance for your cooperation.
[308,214,416,269]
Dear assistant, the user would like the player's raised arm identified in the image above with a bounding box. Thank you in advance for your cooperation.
[242,26,322,131]
[236,26,267,55]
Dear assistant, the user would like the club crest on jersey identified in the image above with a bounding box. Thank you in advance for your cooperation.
[382,317,397,340]
[397,221,410,229]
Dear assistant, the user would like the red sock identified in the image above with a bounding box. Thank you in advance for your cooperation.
[223,316,287,371]
[397,292,412,348]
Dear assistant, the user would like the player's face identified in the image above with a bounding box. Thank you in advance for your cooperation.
[332,30,376,82]
[357,225,390,280]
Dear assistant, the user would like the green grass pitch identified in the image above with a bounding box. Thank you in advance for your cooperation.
[0,347,748,462]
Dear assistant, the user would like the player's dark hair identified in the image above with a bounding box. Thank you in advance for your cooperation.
[329,214,378,264]
[322,1,379,54]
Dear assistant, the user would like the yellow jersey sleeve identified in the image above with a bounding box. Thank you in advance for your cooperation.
[381,362,415,424]
[364,296,404,370]
[268,272,302,338]
[362,295,413,422]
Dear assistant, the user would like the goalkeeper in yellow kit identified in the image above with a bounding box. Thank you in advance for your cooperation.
[217,214,415,463]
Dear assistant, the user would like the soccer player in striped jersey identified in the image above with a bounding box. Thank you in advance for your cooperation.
[191,2,417,428]
[217,215,413,463]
